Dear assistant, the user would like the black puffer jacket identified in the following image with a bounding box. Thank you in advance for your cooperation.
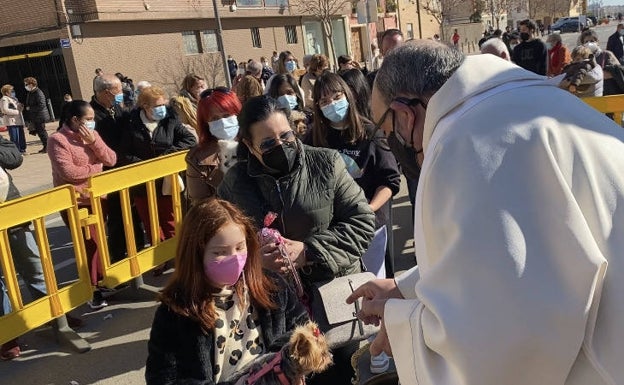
[145,273,309,385]
[23,88,49,123]
[118,107,197,195]
[218,141,375,283]
[0,136,23,201]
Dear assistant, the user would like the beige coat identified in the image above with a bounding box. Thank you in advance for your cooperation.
[0,96,24,127]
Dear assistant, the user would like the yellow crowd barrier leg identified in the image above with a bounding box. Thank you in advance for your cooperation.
[32,218,63,318]
[0,229,23,311]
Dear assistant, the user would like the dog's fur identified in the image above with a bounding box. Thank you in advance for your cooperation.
[218,139,238,174]
[229,321,333,385]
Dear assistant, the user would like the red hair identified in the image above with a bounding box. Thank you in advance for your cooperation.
[197,90,242,146]
[159,198,277,333]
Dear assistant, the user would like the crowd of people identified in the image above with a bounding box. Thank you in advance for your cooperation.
[478,20,624,98]
[1,18,624,385]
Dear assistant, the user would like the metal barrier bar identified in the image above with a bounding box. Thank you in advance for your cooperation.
[86,151,187,289]
[584,94,624,125]
[0,186,92,346]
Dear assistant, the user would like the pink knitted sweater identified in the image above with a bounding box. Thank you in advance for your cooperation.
[47,125,117,205]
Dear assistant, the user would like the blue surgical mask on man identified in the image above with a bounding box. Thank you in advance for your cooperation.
[208,115,239,140]
[151,105,167,121]
[113,93,124,105]
[85,121,96,130]
[285,60,297,73]
[277,94,298,110]
[321,97,349,123]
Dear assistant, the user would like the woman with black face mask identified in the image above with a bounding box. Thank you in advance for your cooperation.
[218,95,376,385]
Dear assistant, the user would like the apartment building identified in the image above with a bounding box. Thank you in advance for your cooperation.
[0,0,352,116]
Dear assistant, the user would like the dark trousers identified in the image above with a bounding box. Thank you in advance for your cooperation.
[106,192,145,263]
[30,121,48,149]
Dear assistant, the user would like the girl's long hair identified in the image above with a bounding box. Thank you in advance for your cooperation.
[312,72,365,147]
[159,198,277,333]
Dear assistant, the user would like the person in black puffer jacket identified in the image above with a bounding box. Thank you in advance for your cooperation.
[23,77,50,153]
[118,86,196,243]
[218,96,375,385]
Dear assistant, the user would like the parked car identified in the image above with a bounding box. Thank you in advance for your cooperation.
[554,20,582,33]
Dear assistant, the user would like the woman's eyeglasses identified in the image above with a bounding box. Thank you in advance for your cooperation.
[259,130,296,153]
[200,87,231,99]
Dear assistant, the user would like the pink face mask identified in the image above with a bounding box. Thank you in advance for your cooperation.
[204,253,247,286]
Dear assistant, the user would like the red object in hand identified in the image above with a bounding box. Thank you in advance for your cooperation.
[260,212,283,246]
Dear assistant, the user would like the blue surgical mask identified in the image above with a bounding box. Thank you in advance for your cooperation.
[285,60,297,73]
[277,94,298,110]
[208,115,239,140]
[321,97,349,123]
[85,121,96,130]
[546,42,552,50]
[113,93,124,105]
[10,91,16,98]
[151,105,167,121]
[619,29,624,36]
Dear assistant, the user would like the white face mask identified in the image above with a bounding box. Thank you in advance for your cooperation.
[208,116,239,140]
[25,85,34,92]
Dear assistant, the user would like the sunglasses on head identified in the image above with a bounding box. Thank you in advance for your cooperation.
[200,87,231,99]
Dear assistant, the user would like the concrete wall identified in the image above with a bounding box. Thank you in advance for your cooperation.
[67,17,306,99]
[0,0,60,36]
[397,0,440,40]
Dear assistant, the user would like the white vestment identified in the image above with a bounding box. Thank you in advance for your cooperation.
[386,54,624,385]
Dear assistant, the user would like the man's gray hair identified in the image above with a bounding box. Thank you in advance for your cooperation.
[246,60,263,76]
[375,40,464,104]
[94,74,121,93]
[480,38,510,59]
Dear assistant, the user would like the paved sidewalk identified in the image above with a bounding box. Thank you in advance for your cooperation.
[0,122,56,196]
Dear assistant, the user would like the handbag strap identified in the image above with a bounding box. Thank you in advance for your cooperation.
[348,278,365,336]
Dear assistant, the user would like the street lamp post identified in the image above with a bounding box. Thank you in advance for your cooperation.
[212,0,232,88]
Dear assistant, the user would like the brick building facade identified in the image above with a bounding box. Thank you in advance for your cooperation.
[0,0,351,114]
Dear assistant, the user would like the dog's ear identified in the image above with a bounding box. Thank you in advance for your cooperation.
[290,330,311,359]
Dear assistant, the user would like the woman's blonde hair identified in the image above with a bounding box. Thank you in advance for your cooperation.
[138,86,167,108]
[170,95,198,129]
[0,84,14,96]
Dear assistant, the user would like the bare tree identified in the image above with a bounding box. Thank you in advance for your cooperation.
[489,0,512,29]
[295,0,350,67]
[422,0,465,40]
[155,53,225,95]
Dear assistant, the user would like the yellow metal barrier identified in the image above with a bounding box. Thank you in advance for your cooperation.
[86,151,187,289]
[584,94,624,125]
[0,186,91,345]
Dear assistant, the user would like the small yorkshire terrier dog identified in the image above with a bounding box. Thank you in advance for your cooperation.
[218,139,238,174]
[231,321,333,385]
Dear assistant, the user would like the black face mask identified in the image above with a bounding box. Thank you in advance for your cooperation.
[520,32,530,42]
[261,141,298,176]
[387,132,421,180]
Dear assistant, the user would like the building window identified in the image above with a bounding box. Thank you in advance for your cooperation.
[251,27,262,48]
[285,25,298,44]
[406,23,414,39]
[182,31,200,55]
[202,30,219,53]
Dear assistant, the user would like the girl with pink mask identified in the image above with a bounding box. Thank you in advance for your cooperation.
[146,199,309,385]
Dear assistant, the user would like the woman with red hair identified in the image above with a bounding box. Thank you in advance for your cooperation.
[186,87,242,203]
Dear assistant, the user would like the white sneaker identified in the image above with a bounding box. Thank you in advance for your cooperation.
[370,351,390,374]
